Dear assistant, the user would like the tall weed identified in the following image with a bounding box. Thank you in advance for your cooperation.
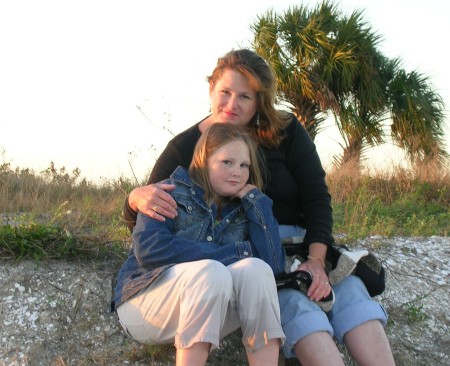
[1,159,448,260]
[0,162,136,261]
[328,163,449,240]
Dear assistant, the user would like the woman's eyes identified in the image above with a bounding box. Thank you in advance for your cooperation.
[240,163,250,168]
[220,90,251,100]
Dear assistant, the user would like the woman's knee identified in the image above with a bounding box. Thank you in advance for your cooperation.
[333,275,371,305]
[330,275,388,343]
[278,289,334,358]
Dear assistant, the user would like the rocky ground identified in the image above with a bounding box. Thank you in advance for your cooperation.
[0,236,449,366]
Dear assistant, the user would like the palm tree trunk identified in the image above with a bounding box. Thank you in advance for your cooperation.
[340,137,363,169]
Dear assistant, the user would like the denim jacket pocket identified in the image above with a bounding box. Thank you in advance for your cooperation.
[219,213,249,243]
[173,199,206,233]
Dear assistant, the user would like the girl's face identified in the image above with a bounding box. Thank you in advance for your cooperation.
[209,69,258,127]
[207,140,250,198]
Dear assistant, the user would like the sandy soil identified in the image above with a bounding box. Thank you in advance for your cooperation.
[0,236,448,365]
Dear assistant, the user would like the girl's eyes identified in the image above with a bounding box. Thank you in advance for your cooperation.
[221,160,250,168]
[222,160,250,168]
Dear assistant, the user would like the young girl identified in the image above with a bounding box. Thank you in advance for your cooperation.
[114,123,286,366]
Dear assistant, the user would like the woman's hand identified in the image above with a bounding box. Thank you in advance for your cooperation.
[298,257,331,302]
[128,183,178,221]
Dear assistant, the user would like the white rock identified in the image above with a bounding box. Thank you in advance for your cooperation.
[14,283,25,292]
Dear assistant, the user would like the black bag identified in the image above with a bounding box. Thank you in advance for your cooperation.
[327,242,386,297]
[275,270,335,311]
[276,270,312,291]
[282,240,386,297]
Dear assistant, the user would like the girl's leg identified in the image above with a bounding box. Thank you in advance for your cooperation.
[225,258,285,366]
[117,259,233,363]
[247,339,281,366]
[176,342,211,366]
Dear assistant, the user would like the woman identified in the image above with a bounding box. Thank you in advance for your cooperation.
[123,49,395,365]
[115,123,285,366]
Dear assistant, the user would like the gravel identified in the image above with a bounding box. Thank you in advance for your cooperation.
[0,236,449,366]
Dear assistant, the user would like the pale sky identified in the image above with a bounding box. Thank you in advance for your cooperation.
[1,0,449,183]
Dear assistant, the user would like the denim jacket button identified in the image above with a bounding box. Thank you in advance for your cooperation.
[187,206,192,211]
[206,236,213,241]
[243,251,249,256]
[225,219,230,223]
[249,193,255,198]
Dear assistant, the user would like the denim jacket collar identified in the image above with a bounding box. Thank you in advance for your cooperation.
[170,166,205,198]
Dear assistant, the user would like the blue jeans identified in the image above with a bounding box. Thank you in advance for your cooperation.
[278,225,388,358]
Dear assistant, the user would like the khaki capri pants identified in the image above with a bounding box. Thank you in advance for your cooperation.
[117,257,285,353]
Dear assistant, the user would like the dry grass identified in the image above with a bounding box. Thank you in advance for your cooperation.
[1,159,448,261]
[0,162,135,260]
[0,162,131,217]
[327,160,449,240]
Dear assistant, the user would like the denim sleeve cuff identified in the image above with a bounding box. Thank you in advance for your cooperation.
[241,189,272,210]
[236,241,253,258]
[122,196,138,232]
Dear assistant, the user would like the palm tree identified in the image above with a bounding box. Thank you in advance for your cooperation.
[328,10,389,168]
[251,1,448,167]
[335,38,447,167]
[251,2,347,140]
[389,70,447,165]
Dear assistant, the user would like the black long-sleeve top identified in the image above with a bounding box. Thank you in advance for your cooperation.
[123,114,334,247]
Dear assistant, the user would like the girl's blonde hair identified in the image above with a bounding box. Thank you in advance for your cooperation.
[189,123,263,205]
[207,49,291,148]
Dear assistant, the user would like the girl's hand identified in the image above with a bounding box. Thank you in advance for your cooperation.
[128,183,177,221]
[298,259,331,302]
[233,184,257,199]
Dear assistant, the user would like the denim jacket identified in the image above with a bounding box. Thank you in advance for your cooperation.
[114,166,285,309]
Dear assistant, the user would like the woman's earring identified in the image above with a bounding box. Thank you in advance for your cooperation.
[256,113,260,127]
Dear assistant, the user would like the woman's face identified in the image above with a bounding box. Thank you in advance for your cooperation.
[207,140,250,198]
[209,69,258,127]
